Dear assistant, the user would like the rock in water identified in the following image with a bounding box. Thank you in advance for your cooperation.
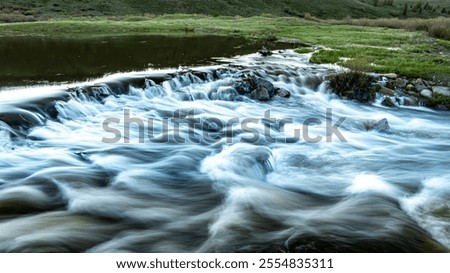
[258,46,272,57]
[233,80,251,95]
[364,118,391,132]
[381,97,396,107]
[402,96,419,106]
[256,79,275,98]
[275,88,291,98]
[233,75,276,101]
[250,80,275,101]
[379,86,396,96]
[250,88,270,101]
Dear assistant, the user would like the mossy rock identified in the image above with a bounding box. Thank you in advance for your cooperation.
[382,97,397,107]
[295,47,314,54]
[427,93,450,109]
[328,71,375,103]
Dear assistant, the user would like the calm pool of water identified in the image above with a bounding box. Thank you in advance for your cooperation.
[0,35,291,87]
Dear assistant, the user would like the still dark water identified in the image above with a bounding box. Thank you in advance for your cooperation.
[0,35,285,87]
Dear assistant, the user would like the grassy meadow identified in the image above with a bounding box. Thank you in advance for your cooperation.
[0,14,449,80]
[0,0,449,80]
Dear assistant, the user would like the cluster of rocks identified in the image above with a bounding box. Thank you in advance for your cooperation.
[374,74,450,110]
[328,71,450,110]
[232,75,291,101]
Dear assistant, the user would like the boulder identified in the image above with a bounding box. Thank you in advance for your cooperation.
[258,46,272,57]
[233,75,276,101]
[328,72,375,103]
[380,73,398,80]
[402,96,419,106]
[412,78,424,86]
[381,97,396,107]
[233,80,251,95]
[303,75,323,89]
[420,89,433,98]
[393,78,409,89]
[432,86,450,97]
[255,79,276,98]
[275,88,291,98]
[250,88,271,101]
[234,76,275,101]
[364,118,391,132]
[415,84,427,92]
[379,86,396,96]
[405,84,415,91]
[215,87,239,101]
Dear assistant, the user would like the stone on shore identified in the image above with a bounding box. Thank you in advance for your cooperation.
[420,89,433,98]
[406,84,415,91]
[432,86,450,97]
[328,72,375,103]
[379,86,396,96]
[381,73,398,80]
[415,84,427,92]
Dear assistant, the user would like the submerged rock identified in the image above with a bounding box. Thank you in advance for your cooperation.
[364,118,391,132]
[402,96,419,106]
[258,46,272,57]
[379,86,396,96]
[381,97,397,107]
[234,75,276,101]
[210,86,239,101]
[275,88,291,98]
[250,88,271,101]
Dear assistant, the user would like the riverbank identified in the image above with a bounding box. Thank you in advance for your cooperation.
[1,15,449,82]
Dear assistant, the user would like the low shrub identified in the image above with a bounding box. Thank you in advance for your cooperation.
[328,71,375,103]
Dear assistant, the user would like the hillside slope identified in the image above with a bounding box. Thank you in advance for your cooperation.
[1,0,449,22]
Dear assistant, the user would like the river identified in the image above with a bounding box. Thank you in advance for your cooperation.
[0,36,449,252]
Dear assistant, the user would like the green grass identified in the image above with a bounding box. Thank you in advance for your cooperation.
[0,15,449,79]
[427,93,450,108]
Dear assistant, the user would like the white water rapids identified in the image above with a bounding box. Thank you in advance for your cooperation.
[0,50,449,252]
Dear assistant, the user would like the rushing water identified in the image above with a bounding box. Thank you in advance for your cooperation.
[0,47,449,252]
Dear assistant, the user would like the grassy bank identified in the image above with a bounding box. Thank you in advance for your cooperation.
[0,15,449,80]
[304,15,450,40]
